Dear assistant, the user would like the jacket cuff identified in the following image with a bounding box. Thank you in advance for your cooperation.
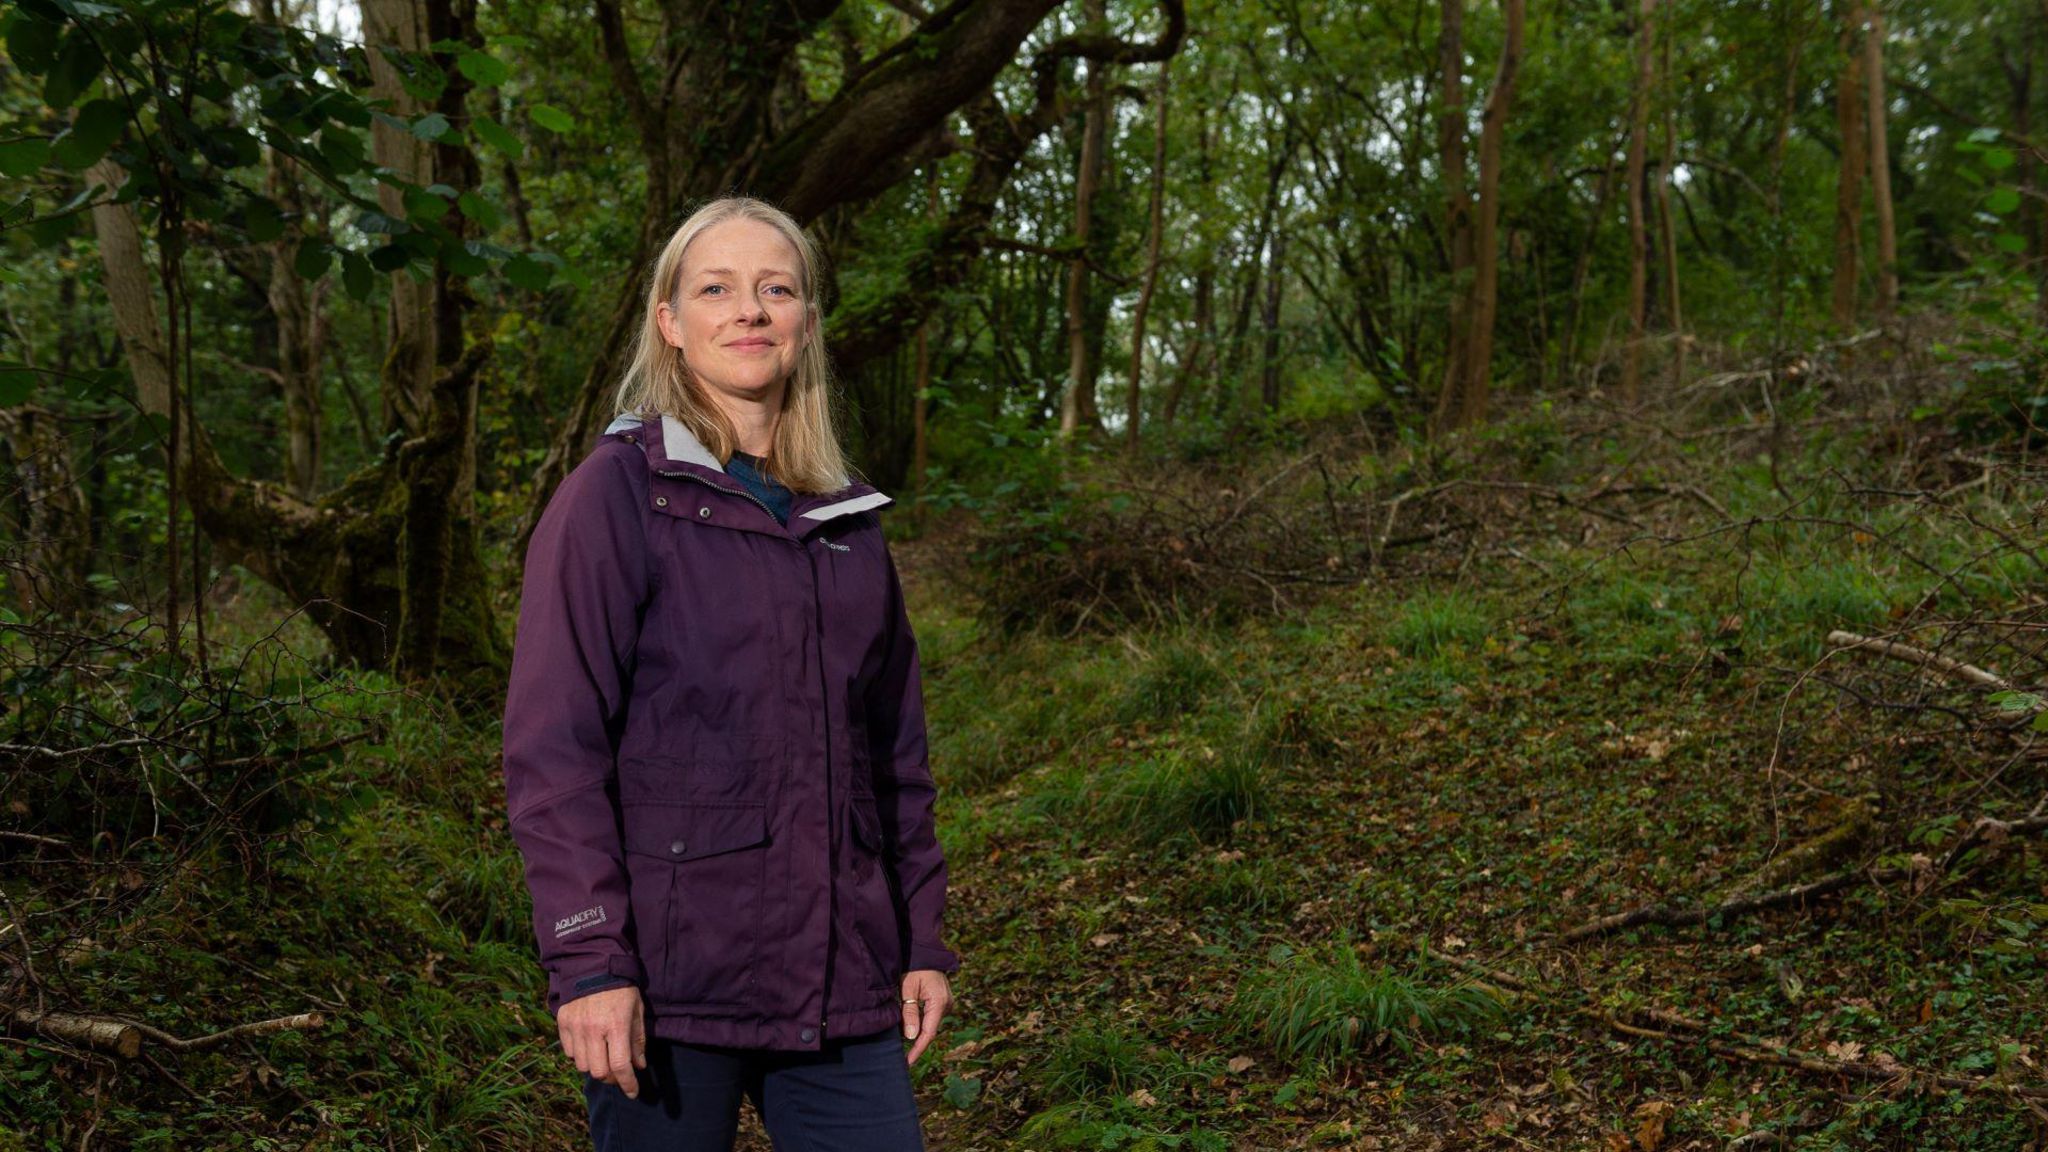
[907,940,960,975]
[548,953,648,1015]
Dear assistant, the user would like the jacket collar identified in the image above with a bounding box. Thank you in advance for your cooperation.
[604,412,893,529]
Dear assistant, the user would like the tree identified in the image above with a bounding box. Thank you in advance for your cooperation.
[1832,1,1868,330]
[521,0,1185,542]
[1433,0,1526,433]
[1862,1,1900,319]
[1621,0,1656,405]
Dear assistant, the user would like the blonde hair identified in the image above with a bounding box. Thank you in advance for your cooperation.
[613,196,852,493]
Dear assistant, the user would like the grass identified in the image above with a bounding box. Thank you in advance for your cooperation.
[1231,939,1503,1064]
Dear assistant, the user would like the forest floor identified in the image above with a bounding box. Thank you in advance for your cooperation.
[3,382,2045,1152]
[897,401,2048,1150]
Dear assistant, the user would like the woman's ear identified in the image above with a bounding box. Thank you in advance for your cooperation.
[656,299,685,350]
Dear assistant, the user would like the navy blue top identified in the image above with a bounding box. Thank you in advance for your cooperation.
[726,450,794,526]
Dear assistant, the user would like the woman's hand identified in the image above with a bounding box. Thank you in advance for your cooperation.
[558,984,647,1098]
[900,969,952,1065]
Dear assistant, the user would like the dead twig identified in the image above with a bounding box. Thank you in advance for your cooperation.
[1825,629,2018,693]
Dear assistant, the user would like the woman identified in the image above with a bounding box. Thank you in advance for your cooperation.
[501,196,958,1151]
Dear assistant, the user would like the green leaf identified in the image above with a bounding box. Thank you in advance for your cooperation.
[456,189,502,232]
[402,186,452,224]
[471,115,521,157]
[410,112,451,141]
[341,249,373,301]
[6,13,60,74]
[368,244,411,272]
[941,1073,981,1110]
[50,98,123,170]
[1984,147,2017,172]
[1968,126,2003,144]
[456,50,509,88]
[42,29,104,109]
[243,195,285,243]
[1994,232,2028,254]
[294,239,332,280]
[1986,187,2022,215]
[528,103,573,133]
[504,253,554,290]
[0,363,37,407]
[441,236,488,277]
[353,210,410,236]
[317,128,365,175]
[0,138,52,178]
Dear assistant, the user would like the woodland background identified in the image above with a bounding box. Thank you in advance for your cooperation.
[1,0,2046,1148]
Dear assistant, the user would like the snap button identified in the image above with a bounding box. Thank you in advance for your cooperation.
[622,434,636,443]
[668,838,686,855]
[698,506,711,518]
[654,496,667,507]
[799,1027,817,1043]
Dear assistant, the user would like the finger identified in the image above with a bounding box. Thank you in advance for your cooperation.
[631,1006,648,1070]
[907,996,944,1065]
[901,995,921,1042]
[559,1023,577,1066]
[608,1028,640,1099]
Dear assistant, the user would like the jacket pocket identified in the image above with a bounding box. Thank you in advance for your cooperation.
[621,801,769,1009]
[845,796,906,991]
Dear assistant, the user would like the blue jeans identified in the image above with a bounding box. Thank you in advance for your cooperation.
[583,1027,927,1152]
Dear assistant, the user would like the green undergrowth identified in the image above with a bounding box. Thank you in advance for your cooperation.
[917,421,2047,1150]
[6,411,2043,1150]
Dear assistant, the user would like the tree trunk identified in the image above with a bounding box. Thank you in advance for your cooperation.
[1861,1,1899,319]
[363,0,436,436]
[1126,58,1172,451]
[1258,229,1288,412]
[86,26,504,687]
[911,165,938,503]
[1620,0,1655,406]
[266,149,325,497]
[1434,0,1474,423]
[1162,259,1213,428]
[1831,5,1867,331]
[0,407,92,618]
[1062,0,1111,439]
[1560,143,1619,384]
[1656,0,1684,387]
[1434,0,1523,434]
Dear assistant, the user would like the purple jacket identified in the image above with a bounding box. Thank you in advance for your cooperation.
[501,412,959,1052]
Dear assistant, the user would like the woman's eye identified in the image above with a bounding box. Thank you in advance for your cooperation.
[766,285,794,297]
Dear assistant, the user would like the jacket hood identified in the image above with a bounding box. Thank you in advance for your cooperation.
[602,411,892,525]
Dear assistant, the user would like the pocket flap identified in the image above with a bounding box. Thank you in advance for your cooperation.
[847,798,885,853]
[622,802,767,862]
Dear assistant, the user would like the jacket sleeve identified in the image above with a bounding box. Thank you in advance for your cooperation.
[864,533,961,976]
[501,445,651,1014]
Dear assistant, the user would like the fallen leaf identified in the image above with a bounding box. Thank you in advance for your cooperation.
[1227,1056,1256,1074]
[1089,932,1121,948]
[1633,1100,1676,1151]
[1824,1040,1865,1063]
[1128,1088,1158,1108]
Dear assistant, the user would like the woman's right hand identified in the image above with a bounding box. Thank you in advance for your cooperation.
[558,984,648,1098]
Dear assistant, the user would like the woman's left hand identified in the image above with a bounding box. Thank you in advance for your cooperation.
[899,969,951,1065]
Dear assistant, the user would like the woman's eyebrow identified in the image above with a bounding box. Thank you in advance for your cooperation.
[693,266,796,279]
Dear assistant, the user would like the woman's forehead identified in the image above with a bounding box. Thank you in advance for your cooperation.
[683,218,802,278]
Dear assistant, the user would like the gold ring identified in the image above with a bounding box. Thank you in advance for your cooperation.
[902,997,921,1004]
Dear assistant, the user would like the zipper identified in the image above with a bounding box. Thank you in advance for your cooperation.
[655,467,793,539]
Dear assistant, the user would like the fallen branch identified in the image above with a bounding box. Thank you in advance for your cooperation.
[1825,630,2017,693]
[1610,1008,2048,1102]
[7,1007,324,1058]
[1556,806,2048,943]
[1556,867,1872,943]
[1412,937,2048,1105]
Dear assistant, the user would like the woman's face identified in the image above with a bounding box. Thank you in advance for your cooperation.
[657,217,813,409]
